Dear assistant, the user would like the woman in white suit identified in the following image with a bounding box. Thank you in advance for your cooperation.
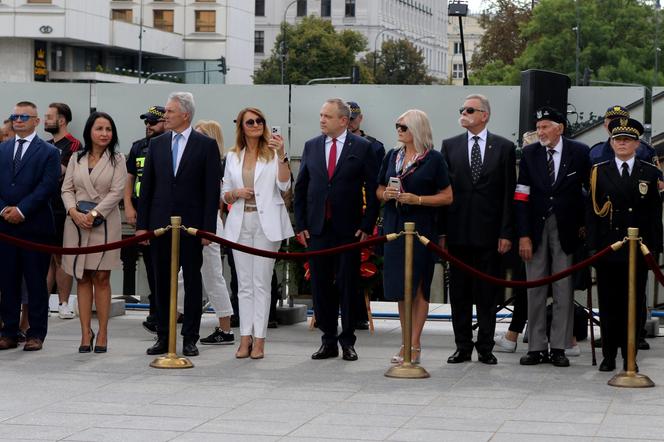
[222,107,293,359]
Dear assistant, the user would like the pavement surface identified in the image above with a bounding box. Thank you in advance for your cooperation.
[1,306,664,442]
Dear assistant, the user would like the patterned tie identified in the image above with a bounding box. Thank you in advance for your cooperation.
[327,138,337,179]
[172,133,182,175]
[13,139,27,174]
[470,135,482,184]
[547,148,556,184]
[621,162,630,181]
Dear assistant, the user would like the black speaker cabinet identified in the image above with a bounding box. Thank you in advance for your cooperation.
[519,69,571,143]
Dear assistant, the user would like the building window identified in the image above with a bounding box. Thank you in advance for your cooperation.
[452,63,463,79]
[195,10,216,32]
[453,42,461,54]
[255,30,265,54]
[112,9,133,23]
[255,0,265,16]
[296,0,306,17]
[345,0,356,17]
[321,0,331,17]
[153,10,174,32]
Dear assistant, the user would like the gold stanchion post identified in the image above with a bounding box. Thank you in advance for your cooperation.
[385,222,430,379]
[608,227,653,387]
[150,216,194,369]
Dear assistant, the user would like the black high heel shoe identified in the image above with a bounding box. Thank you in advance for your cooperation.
[94,335,107,353]
[78,331,94,353]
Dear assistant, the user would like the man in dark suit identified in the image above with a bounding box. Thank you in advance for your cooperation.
[440,94,516,365]
[587,118,663,372]
[0,101,60,351]
[515,107,590,367]
[136,92,220,357]
[294,98,379,361]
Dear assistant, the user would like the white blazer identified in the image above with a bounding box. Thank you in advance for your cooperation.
[221,149,294,243]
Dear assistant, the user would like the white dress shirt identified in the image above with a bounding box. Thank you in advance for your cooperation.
[171,126,192,173]
[614,156,635,176]
[325,130,347,169]
[545,137,563,181]
[467,128,488,164]
[13,131,37,160]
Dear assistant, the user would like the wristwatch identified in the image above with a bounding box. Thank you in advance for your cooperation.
[90,209,99,218]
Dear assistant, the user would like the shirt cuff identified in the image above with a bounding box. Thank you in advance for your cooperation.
[15,207,25,220]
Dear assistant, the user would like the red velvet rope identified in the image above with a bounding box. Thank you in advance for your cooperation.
[642,250,664,286]
[0,231,156,255]
[426,240,618,288]
[192,229,388,260]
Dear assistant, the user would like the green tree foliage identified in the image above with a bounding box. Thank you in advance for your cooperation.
[253,16,367,84]
[473,0,663,86]
[360,38,435,84]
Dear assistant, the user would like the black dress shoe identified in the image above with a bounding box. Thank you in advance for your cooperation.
[146,340,168,355]
[520,351,549,365]
[183,342,199,357]
[94,346,107,354]
[447,350,472,364]
[599,358,616,372]
[550,351,570,367]
[311,344,338,360]
[342,345,358,361]
[638,338,650,350]
[355,321,369,331]
[477,351,497,365]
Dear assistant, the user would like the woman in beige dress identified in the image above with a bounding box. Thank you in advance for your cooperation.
[61,112,126,353]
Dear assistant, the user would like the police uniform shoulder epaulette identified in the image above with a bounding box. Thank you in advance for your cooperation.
[637,158,659,169]
[592,160,611,168]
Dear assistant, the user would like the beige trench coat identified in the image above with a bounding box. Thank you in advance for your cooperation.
[61,150,126,278]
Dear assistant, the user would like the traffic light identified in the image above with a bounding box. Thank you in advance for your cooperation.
[351,65,360,84]
[218,56,227,75]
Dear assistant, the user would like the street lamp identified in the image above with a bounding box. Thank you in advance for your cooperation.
[137,0,144,83]
[373,27,400,80]
[280,0,298,85]
[448,1,469,85]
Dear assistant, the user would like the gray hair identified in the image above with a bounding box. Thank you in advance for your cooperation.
[465,93,491,119]
[168,91,195,120]
[325,98,351,119]
[397,109,433,154]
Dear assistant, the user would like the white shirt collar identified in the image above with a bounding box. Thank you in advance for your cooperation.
[467,128,488,143]
[15,132,37,143]
[326,129,347,145]
[614,156,635,173]
[172,126,192,143]
[545,136,563,153]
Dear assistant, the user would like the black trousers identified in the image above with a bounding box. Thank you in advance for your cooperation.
[0,242,50,341]
[151,233,203,343]
[506,255,528,334]
[596,258,647,361]
[308,227,360,347]
[448,245,500,354]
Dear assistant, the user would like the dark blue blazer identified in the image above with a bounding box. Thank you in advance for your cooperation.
[294,132,379,237]
[136,130,220,233]
[0,136,60,239]
[515,137,590,255]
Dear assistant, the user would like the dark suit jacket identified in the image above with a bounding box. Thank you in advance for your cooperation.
[137,130,220,233]
[440,131,516,248]
[587,159,663,261]
[515,137,590,255]
[0,136,60,238]
[294,131,379,237]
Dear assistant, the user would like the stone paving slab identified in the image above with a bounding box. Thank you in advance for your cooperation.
[1,310,664,441]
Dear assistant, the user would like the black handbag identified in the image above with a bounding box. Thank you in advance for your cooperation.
[76,200,104,227]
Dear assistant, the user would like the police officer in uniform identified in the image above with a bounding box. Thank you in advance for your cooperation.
[123,105,166,333]
[587,118,663,372]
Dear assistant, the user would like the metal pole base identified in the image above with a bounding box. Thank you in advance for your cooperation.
[150,353,194,369]
[608,371,655,388]
[384,363,430,379]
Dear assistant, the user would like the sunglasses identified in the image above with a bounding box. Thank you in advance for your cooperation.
[244,118,265,127]
[459,107,486,115]
[9,114,36,122]
[144,120,163,126]
[395,123,408,132]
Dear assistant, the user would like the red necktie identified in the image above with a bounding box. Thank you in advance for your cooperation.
[327,138,337,179]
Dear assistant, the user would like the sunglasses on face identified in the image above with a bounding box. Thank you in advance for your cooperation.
[395,123,408,132]
[9,114,36,122]
[144,120,163,126]
[244,118,265,127]
[459,107,486,115]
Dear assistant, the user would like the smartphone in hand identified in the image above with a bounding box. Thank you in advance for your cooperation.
[271,126,282,137]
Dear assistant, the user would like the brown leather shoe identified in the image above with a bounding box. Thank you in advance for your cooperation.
[0,336,18,350]
[23,337,43,351]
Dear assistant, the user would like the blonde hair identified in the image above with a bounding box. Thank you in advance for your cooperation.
[194,120,224,157]
[397,109,433,153]
[231,107,274,162]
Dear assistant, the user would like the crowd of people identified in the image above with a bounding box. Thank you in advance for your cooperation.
[0,92,660,375]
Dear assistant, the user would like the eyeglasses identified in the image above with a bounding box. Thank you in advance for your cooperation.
[459,107,486,115]
[144,120,163,126]
[395,123,408,132]
[9,114,37,122]
[244,118,265,127]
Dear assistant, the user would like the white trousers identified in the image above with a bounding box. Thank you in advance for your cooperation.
[232,212,280,339]
[177,216,233,319]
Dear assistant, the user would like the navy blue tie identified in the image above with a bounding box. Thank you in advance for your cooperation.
[13,139,27,174]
